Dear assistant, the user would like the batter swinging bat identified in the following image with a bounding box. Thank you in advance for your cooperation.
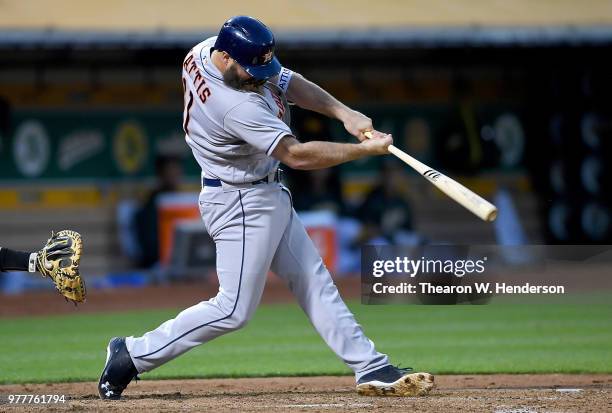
[364,131,498,222]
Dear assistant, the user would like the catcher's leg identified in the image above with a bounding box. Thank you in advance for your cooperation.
[270,209,389,379]
[125,187,291,373]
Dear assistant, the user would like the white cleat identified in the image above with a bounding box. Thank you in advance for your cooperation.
[356,365,435,397]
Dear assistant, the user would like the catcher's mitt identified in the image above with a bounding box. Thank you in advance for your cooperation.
[37,230,86,304]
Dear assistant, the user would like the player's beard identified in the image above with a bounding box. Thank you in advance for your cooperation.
[223,64,266,90]
[222,64,247,90]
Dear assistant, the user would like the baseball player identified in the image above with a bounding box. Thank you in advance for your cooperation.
[0,231,85,303]
[99,16,434,399]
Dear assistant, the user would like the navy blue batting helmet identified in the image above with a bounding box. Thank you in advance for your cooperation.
[214,16,281,81]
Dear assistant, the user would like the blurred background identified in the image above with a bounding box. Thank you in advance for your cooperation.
[1,0,611,296]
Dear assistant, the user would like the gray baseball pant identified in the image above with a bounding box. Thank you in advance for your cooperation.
[125,183,388,380]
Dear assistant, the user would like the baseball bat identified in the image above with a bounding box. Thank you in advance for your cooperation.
[364,131,498,222]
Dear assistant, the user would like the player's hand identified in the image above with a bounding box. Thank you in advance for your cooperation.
[361,131,393,155]
[342,110,373,142]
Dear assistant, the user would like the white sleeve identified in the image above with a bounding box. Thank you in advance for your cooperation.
[275,67,293,93]
[223,100,293,155]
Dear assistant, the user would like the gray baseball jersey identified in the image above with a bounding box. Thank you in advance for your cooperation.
[182,36,292,184]
[125,37,389,381]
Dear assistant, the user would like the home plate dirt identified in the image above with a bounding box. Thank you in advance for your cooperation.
[1,375,611,412]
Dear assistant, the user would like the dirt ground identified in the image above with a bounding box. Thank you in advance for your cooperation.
[0,278,361,318]
[0,374,610,412]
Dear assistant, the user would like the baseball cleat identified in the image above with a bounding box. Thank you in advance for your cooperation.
[98,337,139,400]
[356,365,434,397]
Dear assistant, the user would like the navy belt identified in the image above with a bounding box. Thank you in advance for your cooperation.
[203,170,282,187]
